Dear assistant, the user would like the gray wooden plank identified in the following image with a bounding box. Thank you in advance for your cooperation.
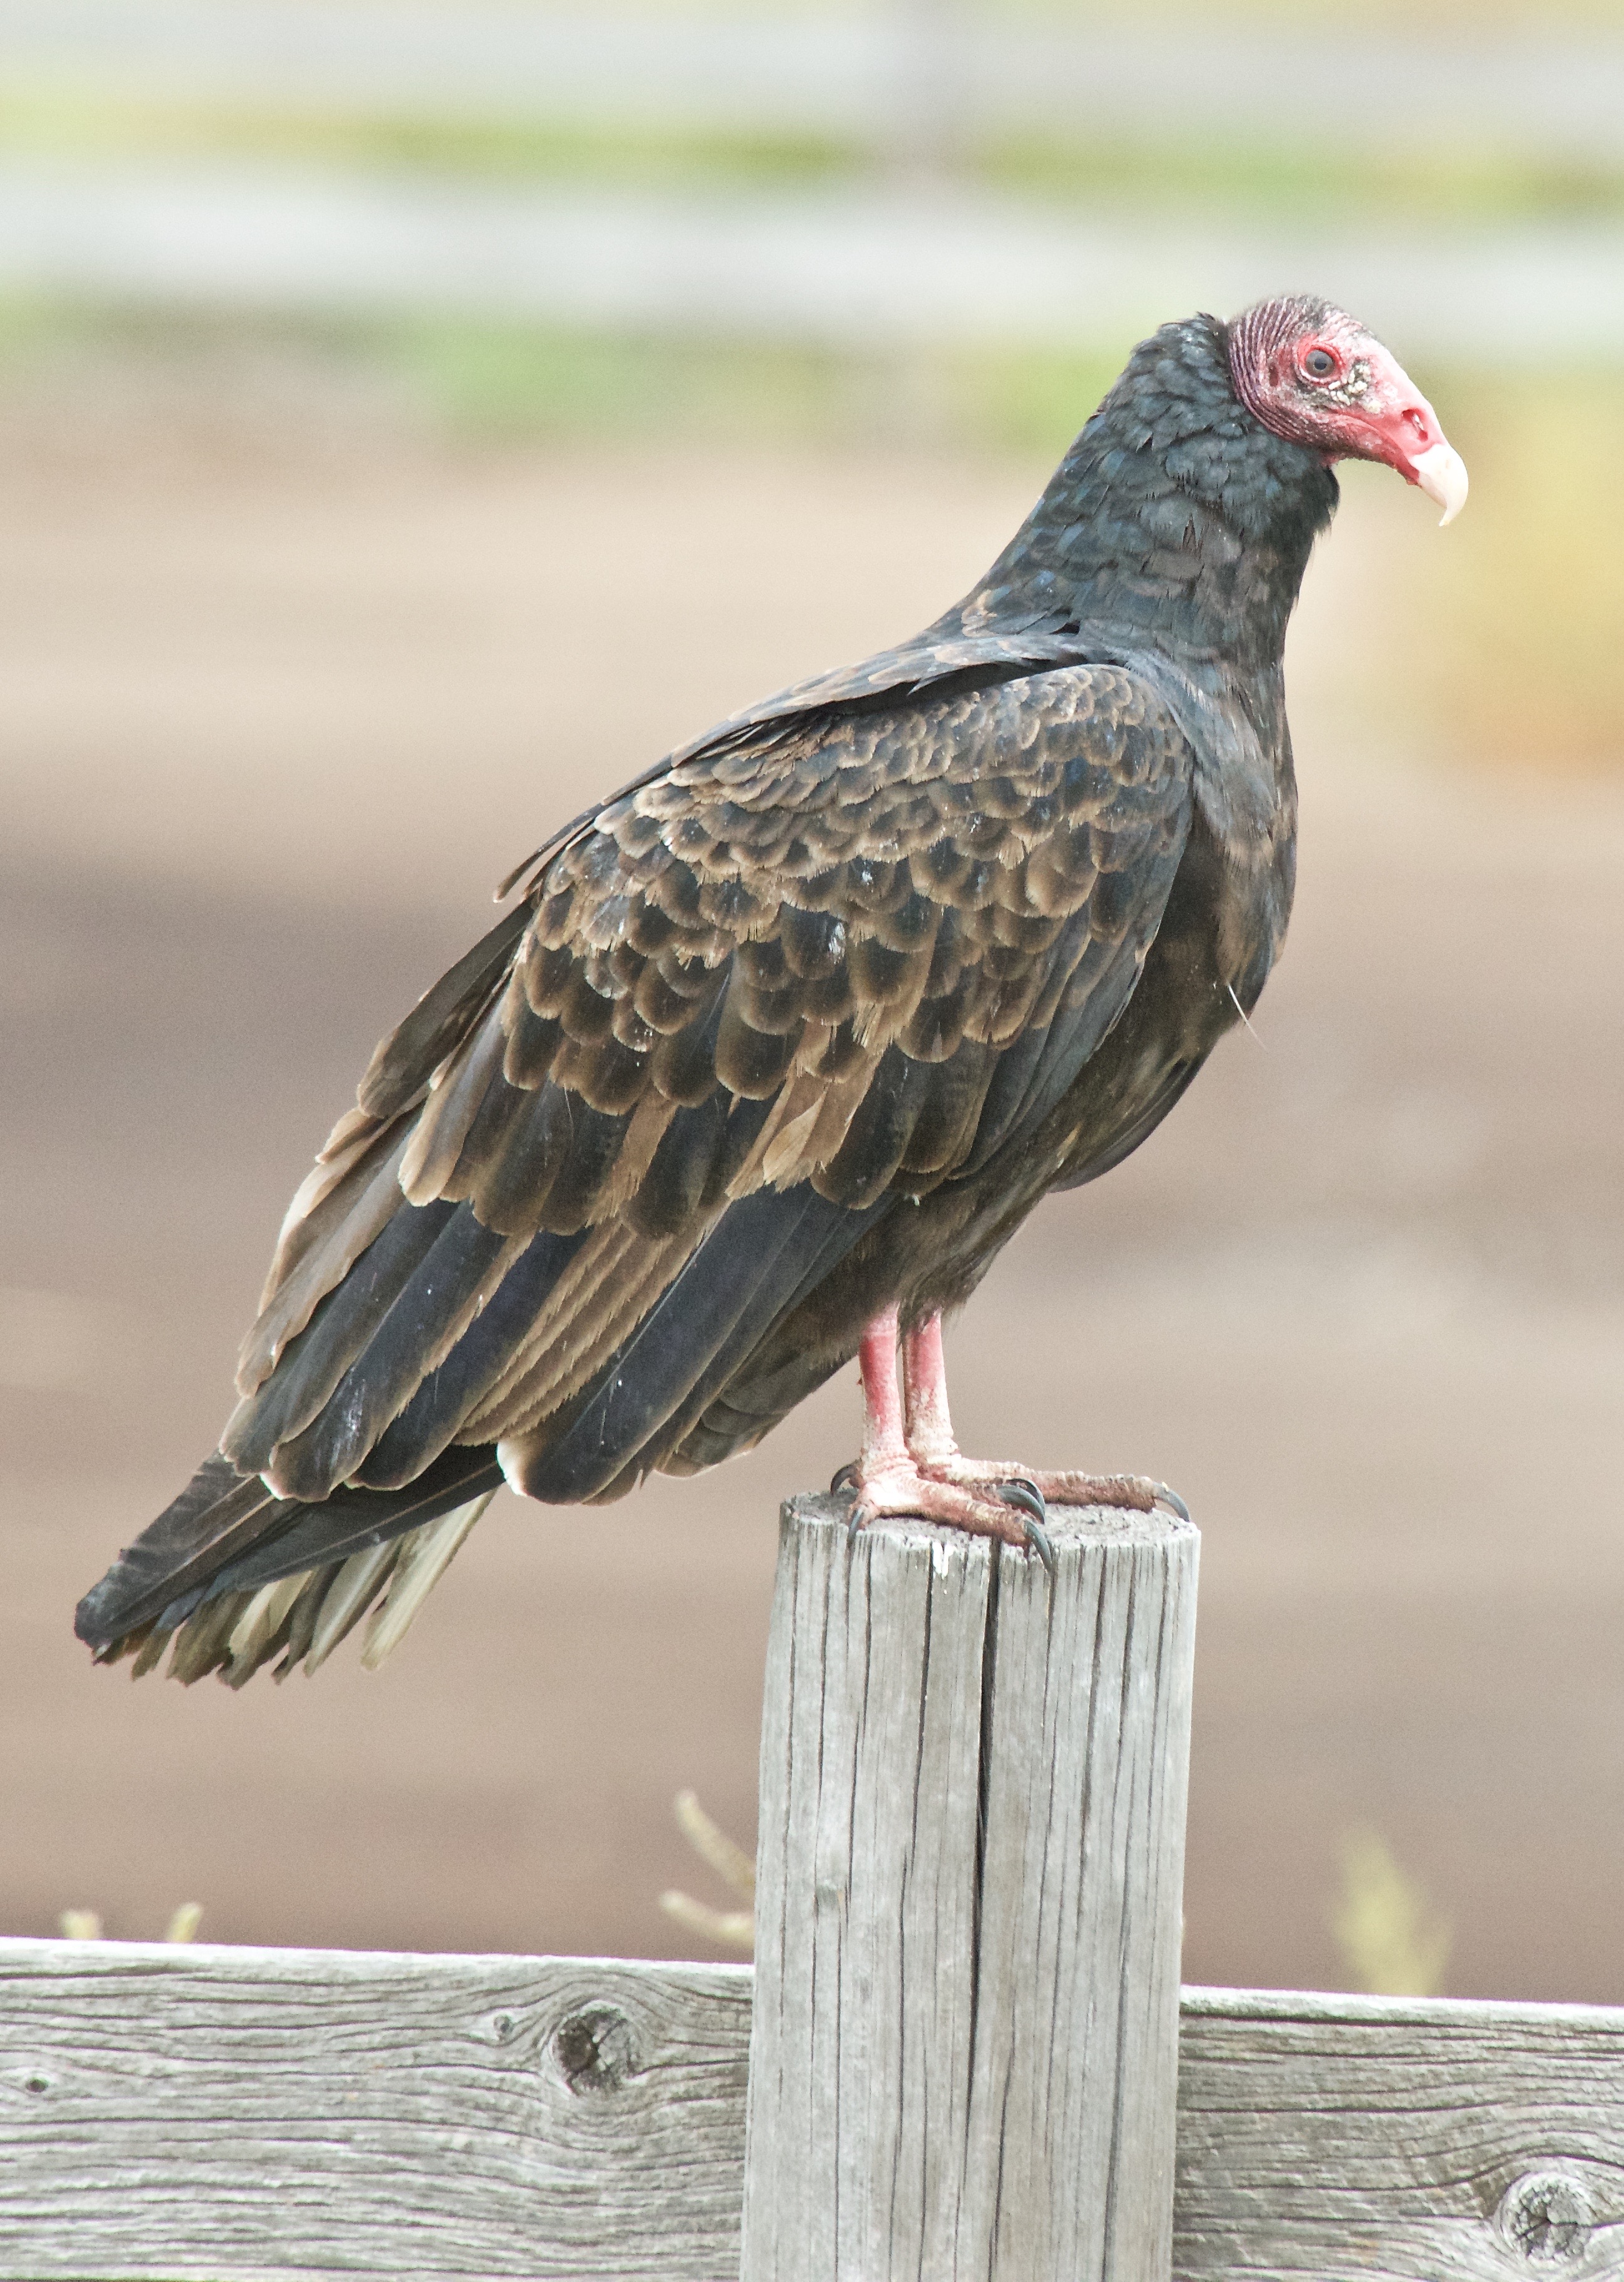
[1175,1986,1624,2281]
[964,1496,1198,2280]
[740,1495,993,2281]
[740,1494,1198,2282]
[0,1939,749,2281]
[2,1951,1623,2279]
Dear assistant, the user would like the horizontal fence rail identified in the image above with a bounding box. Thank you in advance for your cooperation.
[1,1937,1622,2281]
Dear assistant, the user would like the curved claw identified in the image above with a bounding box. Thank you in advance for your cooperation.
[828,1461,868,1544]
[992,1476,1047,1527]
[1150,1481,1191,1524]
[993,1479,1054,1573]
[1020,1513,1056,1573]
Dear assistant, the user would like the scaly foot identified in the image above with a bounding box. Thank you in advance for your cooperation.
[896,1312,1190,1530]
[833,1305,1188,1574]
[831,1453,1054,1569]
[912,1453,1191,1527]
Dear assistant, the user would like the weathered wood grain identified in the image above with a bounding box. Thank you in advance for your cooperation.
[0,1938,750,2281]
[2,1946,1623,2278]
[1175,1986,1624,2281]
[740,1492,1200,2281]
[5,1487,1620,2282]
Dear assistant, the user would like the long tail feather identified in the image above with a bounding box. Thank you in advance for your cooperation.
[302,1542,399,1676]
[359,1496,491,1670]
[135,1492,495,1689]
[76,1441,503,1683]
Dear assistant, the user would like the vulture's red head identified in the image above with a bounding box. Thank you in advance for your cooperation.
[1227,295,1468,526]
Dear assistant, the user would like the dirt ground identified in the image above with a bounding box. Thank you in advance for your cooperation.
[3,413,1623,2002]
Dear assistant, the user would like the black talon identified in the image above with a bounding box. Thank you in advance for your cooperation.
[846,1504,868,1546]
[1021,1514,1056,1574]
[993,1479,1054,1572]
[994,1477,1047,1527]
[830,1461,860,1498]
[1150,1481,1191,1524]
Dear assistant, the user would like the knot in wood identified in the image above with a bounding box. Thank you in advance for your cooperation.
[554,2004,638,2095]
[1495,2171,1595,2264]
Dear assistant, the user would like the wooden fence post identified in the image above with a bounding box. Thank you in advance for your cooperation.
[740,1489,1199,2282]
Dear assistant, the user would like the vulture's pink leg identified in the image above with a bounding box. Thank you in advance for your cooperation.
[840,1306,1037,1549]
[855,1306,907,1473]
[898,1311,956,1462]
[900,1312,1190,1528]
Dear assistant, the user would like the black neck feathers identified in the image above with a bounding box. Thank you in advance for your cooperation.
[946,315,1338,673]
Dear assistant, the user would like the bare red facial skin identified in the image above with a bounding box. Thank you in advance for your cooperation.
[1227,296,1450,491]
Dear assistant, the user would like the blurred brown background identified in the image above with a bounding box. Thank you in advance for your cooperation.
[2,0,1622,2003]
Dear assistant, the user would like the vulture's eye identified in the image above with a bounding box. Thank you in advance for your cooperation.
[1302,347,1338,381]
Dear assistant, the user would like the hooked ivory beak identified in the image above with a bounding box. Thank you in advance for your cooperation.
[1410,441,1469,527]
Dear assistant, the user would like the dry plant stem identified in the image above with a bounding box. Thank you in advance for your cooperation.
[659,1790,757,1956]
[657,1889,756,1955]
[673,1789,755,1901]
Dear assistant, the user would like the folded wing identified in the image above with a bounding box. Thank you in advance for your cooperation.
[77,660,1193,1682]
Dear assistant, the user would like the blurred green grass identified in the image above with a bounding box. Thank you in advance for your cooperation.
[1331,1828,1452,1996]
[0,294,1129,453]
[3,291,1615,776]
[0,87,857,190]
[1365,370,1624,773]
[2,85,1621,223]
[1,295,1615,773]
[0,10,1617,781]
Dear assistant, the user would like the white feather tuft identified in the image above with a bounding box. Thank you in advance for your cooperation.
[303,1540,401,1675]
[360,1494,493,1671]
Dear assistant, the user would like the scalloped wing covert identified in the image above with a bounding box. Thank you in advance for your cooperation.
[216,663,1192,1512]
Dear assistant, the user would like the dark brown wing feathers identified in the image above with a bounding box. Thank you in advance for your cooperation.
[77,661,1194,1676]
[357,903,531,1124]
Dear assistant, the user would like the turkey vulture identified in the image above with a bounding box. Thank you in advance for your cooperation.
[77,295,1465,1687]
